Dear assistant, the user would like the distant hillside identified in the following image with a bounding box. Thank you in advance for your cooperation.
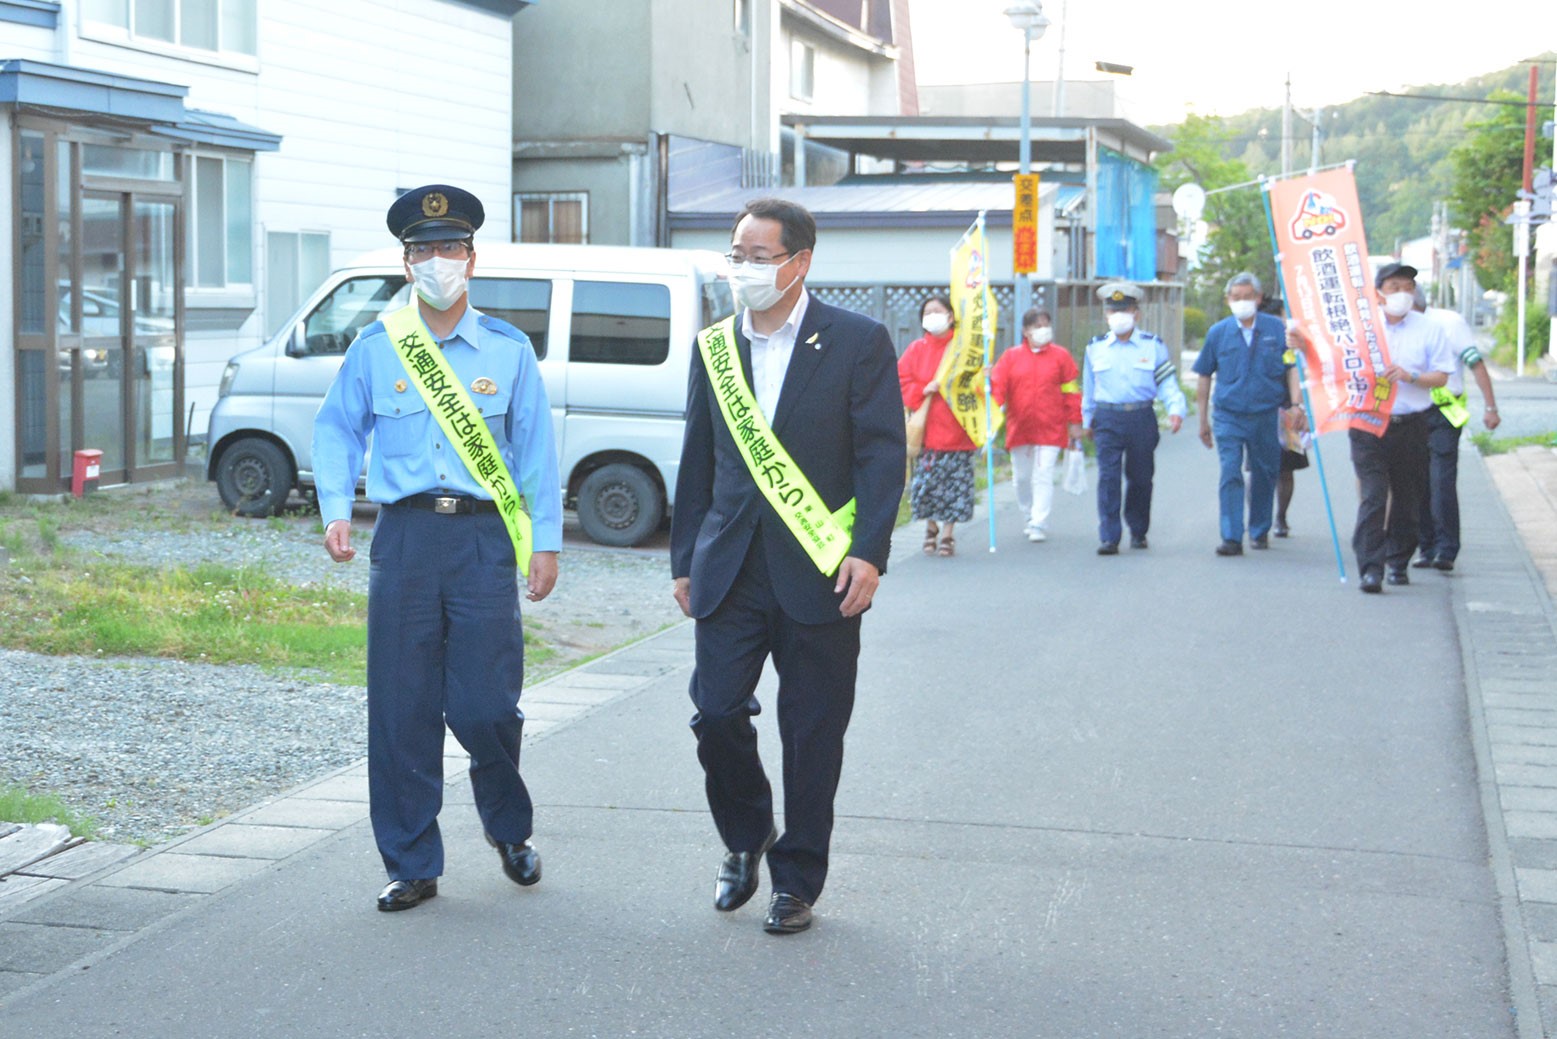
[1152,55,1557,253]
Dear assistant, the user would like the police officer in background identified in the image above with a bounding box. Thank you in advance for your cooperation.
[312,184,562,911]
[1080,282,1186,555]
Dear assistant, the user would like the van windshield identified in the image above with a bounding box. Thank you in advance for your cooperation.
[302,276,410,355]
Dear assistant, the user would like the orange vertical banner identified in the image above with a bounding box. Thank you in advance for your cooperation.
[1268,167,1394,436]
[1012,173,1040,275]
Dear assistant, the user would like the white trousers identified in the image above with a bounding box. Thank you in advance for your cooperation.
[1010,444,1062,530]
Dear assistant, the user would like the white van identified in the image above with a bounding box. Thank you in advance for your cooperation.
[205,243,732,546]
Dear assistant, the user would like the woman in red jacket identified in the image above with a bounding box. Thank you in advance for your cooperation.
[991,307,1082,542]
[898,294,977,556]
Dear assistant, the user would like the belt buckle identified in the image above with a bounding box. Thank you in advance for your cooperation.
[434,496,459,515]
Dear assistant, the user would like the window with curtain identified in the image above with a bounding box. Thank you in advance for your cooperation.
[81,0,257,55]
[266,231,331,336]
[515,193,588,244]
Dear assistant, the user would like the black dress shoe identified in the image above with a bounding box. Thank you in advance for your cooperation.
[1250,535,1269,550]
[763,892,813,934]
[1359,571,1383,594]
[377,878,437,912]
[714,827,777,912]
[486,833,541,886]
[1130,536,1148,549]
[1215,540,1243,556]
[1411,554,1437,569]
[1386,567,1409,586]
[1434,558,1455,572]
[1097,542,1119,556]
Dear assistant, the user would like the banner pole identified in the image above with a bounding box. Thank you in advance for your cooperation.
[977,212,998,553]
[1260,176,1347,583]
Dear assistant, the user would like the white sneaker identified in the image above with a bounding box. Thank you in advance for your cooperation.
[1027,527,1047,542]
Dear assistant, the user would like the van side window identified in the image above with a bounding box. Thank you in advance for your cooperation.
[701,277,735,328]
[470,278,550,359]
[302,275,409,355]
[571,282,671,365]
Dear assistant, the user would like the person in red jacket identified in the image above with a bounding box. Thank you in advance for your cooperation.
[991,307,1083,542]
[898,294,978,556]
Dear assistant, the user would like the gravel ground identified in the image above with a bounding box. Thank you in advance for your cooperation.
[0,481,685,845]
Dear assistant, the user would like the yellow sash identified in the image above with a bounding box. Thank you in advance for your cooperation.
[381,303,534,576]
[695,317,855,576]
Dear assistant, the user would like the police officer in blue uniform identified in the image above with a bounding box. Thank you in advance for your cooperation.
[1080,281,1186,554]
[312,184,562,911]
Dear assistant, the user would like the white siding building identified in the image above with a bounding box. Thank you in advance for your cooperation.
[2,0,528,495]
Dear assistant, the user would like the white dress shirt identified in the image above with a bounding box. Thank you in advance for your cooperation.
[1382,310,1456,415]
[740,288,811,420]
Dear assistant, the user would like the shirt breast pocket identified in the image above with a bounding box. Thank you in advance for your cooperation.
[476,389,513,449]
[371,393,429,459]
[1131,356,1156,373]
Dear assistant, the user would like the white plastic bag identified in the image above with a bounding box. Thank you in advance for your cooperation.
[1061,440,1087,496]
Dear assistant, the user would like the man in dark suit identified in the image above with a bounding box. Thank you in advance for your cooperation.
[671,197,906,935]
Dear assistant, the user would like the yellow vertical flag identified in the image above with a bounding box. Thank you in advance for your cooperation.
[946,221,1003,448]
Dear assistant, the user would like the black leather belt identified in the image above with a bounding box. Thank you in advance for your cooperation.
[394,493,498,515]
[1094,401,1153,412]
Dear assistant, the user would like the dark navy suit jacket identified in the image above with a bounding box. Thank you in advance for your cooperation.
[671,297,907,626]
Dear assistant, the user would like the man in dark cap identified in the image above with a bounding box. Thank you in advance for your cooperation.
[1286,262,1455,593]
[312,184,562,910]
[1079,281,1186,554]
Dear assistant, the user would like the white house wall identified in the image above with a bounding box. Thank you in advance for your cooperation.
[53,0,515,439]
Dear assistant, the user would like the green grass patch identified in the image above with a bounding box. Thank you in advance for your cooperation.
[0,558,369,683]
[1471,431,1557,456]
[0,782,97,837]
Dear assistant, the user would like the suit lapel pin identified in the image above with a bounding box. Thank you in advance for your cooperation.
[807,333,821,350]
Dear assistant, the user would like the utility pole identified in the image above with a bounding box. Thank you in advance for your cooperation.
[1052,0,1067,117]
[1281,74,1292,178]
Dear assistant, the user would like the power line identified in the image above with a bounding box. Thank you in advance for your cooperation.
[1367,90,1551,108]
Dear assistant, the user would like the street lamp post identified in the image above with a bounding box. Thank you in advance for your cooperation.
[1005,1,1049,327]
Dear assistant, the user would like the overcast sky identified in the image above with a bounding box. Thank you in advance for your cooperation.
[907,0,1557,126]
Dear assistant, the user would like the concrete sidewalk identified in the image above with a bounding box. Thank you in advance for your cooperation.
[3,402,1557,1037]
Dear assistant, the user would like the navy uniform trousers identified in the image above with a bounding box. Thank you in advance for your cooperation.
[689,536,861,906]
[367,504,533,881]
[1416,407,1463,563]
[1349,412,1429,578]
[1092,404,1161,545]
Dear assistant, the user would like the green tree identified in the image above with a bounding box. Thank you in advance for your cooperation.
[1156,114,1277,313]
[1447,89,1527,294]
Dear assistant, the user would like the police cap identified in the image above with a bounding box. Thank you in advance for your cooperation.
[1096,281,1143,310]
[387,184,485,243]
[1373,262,1417,289]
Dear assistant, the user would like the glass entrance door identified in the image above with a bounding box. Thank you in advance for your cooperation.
[78,190,183,482]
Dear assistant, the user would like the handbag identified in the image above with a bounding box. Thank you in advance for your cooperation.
[1061,439,1087,495]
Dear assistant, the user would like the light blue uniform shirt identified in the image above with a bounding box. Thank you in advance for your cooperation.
[311,303,563,551]
[1080,329,1188,427]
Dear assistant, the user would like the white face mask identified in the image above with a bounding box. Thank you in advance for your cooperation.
[922,312,951,336]
[410,256,469,311]
[1381,291,1414,318]
[1026,327,1053,348]
[728,259,796,313]
[1229,299,1259,321]
[1106,312,1136,337]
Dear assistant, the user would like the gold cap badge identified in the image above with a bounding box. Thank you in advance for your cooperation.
[421,192,449,218]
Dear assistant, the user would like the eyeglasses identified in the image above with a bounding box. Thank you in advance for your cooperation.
[724,251,792,268]
[405,241,472,260]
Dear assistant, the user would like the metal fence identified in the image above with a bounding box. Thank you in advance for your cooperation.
[809,280,1186,365]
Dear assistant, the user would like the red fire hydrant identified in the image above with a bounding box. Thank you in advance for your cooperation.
[71,449,102,498]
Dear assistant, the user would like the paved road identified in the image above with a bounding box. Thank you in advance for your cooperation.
[3,382,1557,1037]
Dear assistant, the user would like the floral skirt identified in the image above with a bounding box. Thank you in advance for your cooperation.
[910,448,976,523]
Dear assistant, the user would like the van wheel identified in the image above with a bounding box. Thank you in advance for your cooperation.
[576,464,663,547]
[216,438,294,517]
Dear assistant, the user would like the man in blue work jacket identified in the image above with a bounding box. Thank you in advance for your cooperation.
[312,184,562,912]
[1194,272,1305,556]
[1080,281,1187,555]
